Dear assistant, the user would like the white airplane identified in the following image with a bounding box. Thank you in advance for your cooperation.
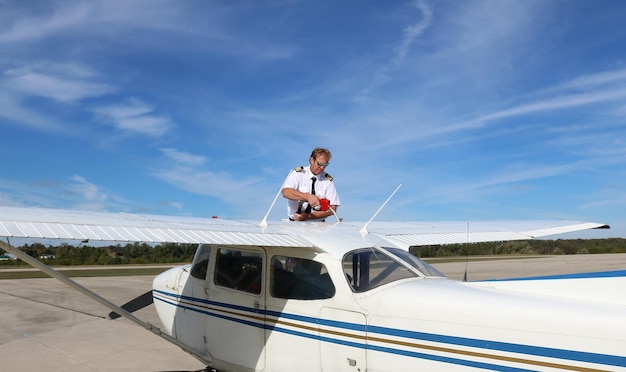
[1,203,625,372]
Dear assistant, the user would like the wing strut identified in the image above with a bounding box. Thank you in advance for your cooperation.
[0,240,214,366]
[260,169,293,227]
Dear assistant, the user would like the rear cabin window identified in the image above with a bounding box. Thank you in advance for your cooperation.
[271,256,335,300]
[214,248,262,295]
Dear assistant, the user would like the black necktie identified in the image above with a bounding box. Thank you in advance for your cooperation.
[304,176,316,213]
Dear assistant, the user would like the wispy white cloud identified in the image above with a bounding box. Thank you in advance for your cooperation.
[556,68,626,91]
[116,116,172,136]
[159,200,184,210]
[150,147,273,215]
[479,162,584,190]
[3,63,115,102]
[0,175,121,211]
[0,178,58,208]
[93,98,173,136]
[453,88,626,132]
[580,194,626,209]
[151,167,264,207]
[394,0,433,66]
[0,91,65,131]
[0,1,293,62]
[0,3,91,43]
[0,1,192,44]
[0,192,18,207]
[160,148,206,167]
[368,66,626,153]
[355,0,433,102]
[66,175,109,211]
[542,130,626,158]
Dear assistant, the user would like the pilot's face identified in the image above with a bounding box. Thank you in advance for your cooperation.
[310,155,329,175]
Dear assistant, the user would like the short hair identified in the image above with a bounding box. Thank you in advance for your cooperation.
[310,147,332,160]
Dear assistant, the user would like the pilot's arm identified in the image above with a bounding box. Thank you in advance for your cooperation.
[282,188,322,221]
[282,188,336,221]
[307,205,337,220]
[282,187,320,209]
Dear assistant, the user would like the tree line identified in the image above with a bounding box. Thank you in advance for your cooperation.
[1,238,625,266]
[412,238,626,257]
[1,242,197,266]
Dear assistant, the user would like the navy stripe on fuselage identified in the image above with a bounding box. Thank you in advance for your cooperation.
[367,324,626,368]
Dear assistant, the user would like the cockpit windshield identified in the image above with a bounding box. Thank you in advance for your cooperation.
[343,247,445,293]
[382,247,445,278]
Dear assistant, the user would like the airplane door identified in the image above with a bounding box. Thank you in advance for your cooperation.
[320,308,367,372]
[206,247,266,371]
[173,244,212,356]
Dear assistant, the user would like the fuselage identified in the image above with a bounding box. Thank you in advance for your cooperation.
[153,242,626,371]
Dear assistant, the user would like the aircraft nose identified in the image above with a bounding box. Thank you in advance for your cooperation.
[153,266,188,335]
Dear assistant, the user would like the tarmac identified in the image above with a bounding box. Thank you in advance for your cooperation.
[1,254,626,371]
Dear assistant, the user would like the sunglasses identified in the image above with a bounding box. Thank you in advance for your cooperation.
[315,160,329,167]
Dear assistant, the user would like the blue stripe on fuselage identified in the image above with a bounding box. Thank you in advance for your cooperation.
[153,289,626,369]
[482,269,626,281]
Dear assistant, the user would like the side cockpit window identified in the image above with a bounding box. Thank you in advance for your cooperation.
[214,248,262,294]
[271,256,335,300]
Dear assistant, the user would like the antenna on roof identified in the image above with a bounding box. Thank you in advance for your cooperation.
[260,170,292,227]
[359,184,402,235]
[463,222,469,282]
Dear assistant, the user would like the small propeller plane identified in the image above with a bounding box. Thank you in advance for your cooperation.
[1,201,625,371]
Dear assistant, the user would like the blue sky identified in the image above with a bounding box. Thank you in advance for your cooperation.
[1,0,625,238]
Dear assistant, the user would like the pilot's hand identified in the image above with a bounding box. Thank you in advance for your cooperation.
[293,212,311,221]
[306,195,320,209]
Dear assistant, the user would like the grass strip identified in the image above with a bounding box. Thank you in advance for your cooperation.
[0,267,169,280]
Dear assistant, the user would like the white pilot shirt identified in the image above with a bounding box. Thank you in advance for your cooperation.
[283,166,340,219]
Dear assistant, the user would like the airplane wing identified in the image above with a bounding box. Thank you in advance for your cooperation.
[0,206,610,250]
[362,220,610,249]
[0,206,313,247]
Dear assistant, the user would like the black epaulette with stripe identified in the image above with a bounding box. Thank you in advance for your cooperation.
[326,173,333,181]
[294,166,304,172]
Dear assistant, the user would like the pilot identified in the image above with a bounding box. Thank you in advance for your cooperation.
[282,147,340,221]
